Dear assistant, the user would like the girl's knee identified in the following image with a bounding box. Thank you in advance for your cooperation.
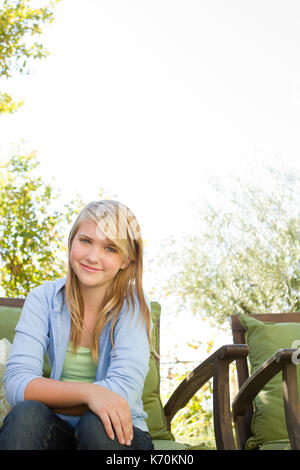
[75,411,113,450]
[8,400,53,426]
[0,400,55,450]
[76,410,106,437]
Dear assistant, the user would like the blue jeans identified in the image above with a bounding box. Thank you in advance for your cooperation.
[0,401,154,450]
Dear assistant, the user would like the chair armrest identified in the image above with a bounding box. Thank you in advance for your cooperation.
[232,349,296,417]
[164,344,248,449]
[232,348,300,450]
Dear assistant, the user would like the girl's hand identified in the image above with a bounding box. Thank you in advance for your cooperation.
[86,383,133,446]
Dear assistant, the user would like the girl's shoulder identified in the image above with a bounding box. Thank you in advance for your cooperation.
[26,277,66,311]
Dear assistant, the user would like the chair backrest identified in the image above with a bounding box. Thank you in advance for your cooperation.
[0,298,25,307]
[231,312,300,448]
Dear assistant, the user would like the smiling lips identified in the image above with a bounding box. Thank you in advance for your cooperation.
[80,263,102,272]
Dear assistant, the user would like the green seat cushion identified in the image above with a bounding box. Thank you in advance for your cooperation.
[240,314,300,450]
[258,439,291,450]
[153,439,211,450]
[0,302,174,441]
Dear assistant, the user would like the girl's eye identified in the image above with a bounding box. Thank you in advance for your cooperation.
[105,246,117,253]
[80,238,91,244]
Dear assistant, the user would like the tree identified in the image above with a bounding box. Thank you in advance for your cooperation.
[0,150,83,296]
[0,0,60,113]
[160,164,300,330]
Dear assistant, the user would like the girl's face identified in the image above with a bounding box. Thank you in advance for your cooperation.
[70,219,129,293]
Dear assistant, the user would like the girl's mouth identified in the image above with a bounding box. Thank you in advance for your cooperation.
[80,263,102,272]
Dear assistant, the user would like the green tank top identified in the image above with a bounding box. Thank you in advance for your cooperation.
[60,341,97,383]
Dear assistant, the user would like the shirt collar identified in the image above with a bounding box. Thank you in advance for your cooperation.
[53,277,67,311]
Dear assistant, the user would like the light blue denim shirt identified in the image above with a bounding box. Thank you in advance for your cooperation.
[4,278,151,431]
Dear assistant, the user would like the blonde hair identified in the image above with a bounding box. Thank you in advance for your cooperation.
[65,200,152,362]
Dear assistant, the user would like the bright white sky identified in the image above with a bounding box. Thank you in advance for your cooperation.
[1,0,300,240]
[1,0,300,364]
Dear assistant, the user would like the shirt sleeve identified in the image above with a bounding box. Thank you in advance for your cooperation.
[4,284,50,407]
[94,293,152,409]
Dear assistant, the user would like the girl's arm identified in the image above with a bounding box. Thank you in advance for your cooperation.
[24,377,89,408]
[24,377,133,445]
[5,284,132,446]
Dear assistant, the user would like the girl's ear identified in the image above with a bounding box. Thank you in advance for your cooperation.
[120,258,131,270]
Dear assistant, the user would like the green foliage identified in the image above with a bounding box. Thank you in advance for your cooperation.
[0,0,60,113]
[161,165,300,329]
[0,91,23,113]
[160,339,216,447]
[0,151,83,296]
[171,379,214,447]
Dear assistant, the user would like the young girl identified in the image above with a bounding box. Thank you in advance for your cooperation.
[0,200,154,450]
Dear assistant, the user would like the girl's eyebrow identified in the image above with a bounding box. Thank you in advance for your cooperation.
[78,233,93,240]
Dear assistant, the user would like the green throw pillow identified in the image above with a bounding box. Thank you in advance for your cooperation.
[0,306,23,344]
[142,302,174,441]
[240,314,300,450]
[0,305,51,378]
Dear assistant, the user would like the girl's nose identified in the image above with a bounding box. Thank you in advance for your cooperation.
[85,246,102,264]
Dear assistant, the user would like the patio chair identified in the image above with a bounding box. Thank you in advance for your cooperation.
[231,313,300,450]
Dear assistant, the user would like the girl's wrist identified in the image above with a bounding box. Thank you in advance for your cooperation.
[74,382,94,405]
